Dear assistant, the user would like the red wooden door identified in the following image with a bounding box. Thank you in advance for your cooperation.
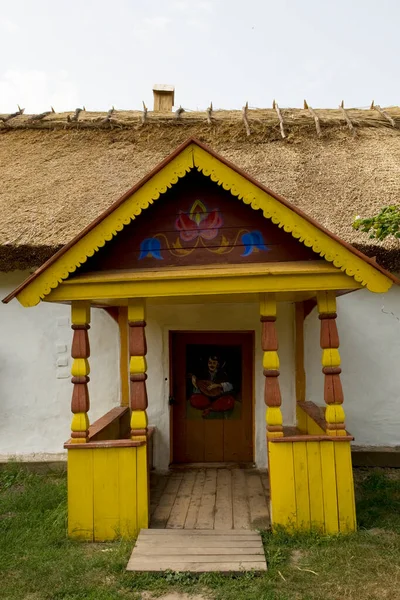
[171,331,254,463]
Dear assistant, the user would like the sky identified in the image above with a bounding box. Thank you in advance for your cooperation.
[0,0,399,113]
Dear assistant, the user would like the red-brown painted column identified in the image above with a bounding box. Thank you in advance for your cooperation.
[317,291,346,436]
[70,302,91,443]
[260,294,283,439]
[128,300,148,442]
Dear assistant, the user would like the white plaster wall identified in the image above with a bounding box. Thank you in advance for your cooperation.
[304,286,400,447]
[0,272,120,459]
[146,301,296,470]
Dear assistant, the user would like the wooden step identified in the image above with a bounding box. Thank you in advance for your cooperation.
[127,529,267,573]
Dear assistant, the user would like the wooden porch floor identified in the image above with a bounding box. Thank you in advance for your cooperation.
[149,468,271,530]
[127,468,269,573]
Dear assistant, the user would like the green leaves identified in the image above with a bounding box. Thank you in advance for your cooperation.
[353,206,400,241]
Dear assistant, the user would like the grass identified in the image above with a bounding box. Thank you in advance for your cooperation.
[1,465,400,600]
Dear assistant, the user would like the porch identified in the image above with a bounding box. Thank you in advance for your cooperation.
[149,467,270,530]
[4,137,396,543]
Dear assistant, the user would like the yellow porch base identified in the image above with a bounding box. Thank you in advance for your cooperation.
[67,443,148,541]
[268,439,356,534]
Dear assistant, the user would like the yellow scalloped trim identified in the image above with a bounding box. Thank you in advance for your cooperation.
[17,142,392,306]
[18,147,194,306]
[193,145,392,294]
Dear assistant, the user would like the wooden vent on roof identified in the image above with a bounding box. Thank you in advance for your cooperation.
[153,84,175,112]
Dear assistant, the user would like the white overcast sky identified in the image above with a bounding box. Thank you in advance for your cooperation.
[0,0,398,113]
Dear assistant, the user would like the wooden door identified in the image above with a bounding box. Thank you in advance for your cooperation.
[171,331,254,464]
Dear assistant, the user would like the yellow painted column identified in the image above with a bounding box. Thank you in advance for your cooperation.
[118,307,129,407]
[128,300,148,440]
[128,299,149,528]
[317,291,346,436]
[70,301,91,443]
[295,302,307,433]
[260,293,283,439]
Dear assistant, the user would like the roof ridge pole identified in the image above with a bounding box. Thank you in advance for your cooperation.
[206,101,213,124]
[101,106,114,125]
[175,105,185,119]
[370,100,396,127]
[0,104,24,123]
[273,100,286,139]
[339,101,356,135]
[27,106,55,122]
[67,107,84,123]
[141,101,148,125]
[304,99,321,137]
[242,101,251,136]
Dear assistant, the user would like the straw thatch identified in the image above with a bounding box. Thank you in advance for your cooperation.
[0,106,400,272]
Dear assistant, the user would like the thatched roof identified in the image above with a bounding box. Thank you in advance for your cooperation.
[1,106,400,272]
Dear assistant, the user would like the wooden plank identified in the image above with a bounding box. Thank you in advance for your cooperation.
[150,473,169,518]
[306,442,324,531]
[214,469,233,530]
[137,540,263,548]
[141,530,257,545]
[133,546,264,555]
[268,442,296,528]
[245,470,270,529]
[232,469,251,529]
[320,441,339,534]
[259,470,270,494]
[67,449,94,540]
[93,448,119,541]
[166,471,196,529]
[136,445,149,529]
[185,418,205,462]
[292,442,311,530]
[130,554,264,563]
[204,420,224,462]
[141,528,259,536]
[127,560,267,572]
[195,468,217,529]
[118,447,137,537]
[334,442,356,532]
[127,528,267,573]
[151,472,183,528]
[184,469,206,529]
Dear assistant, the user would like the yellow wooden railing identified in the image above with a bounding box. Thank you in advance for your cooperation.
[268,401,356,534]
[65,408,152,541]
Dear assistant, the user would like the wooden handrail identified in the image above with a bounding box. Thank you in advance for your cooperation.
[64,438,145,449]
[88,406,130,441]
[297,401,327,431]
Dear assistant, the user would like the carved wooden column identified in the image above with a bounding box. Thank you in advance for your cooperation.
[128,300,148,442]
[317,291,346,436]
[260,294,283,439]
[70,302,91,443]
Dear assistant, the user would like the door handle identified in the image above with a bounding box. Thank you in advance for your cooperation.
[169,395,177,406]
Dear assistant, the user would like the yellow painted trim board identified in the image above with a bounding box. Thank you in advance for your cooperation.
[306,442,325,532]
[320,442,339,534]
[136,445,149,529]
[334,442,356,532]
[292,442,311,530]
[268,442,297,529]
[118,307,129,407]
[93,448,120,541]
[13,142,393,307]
[67,449,94,541]
[45,272,362,303]
[118,447,138,537]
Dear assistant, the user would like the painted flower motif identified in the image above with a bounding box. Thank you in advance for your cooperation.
[241,230,269,257]
[175,199,223,242]
[139,237,163,260]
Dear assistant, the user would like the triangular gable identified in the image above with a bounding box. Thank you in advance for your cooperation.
[3,138,396,306]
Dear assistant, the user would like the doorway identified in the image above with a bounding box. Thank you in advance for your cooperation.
[170,331,254,464]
